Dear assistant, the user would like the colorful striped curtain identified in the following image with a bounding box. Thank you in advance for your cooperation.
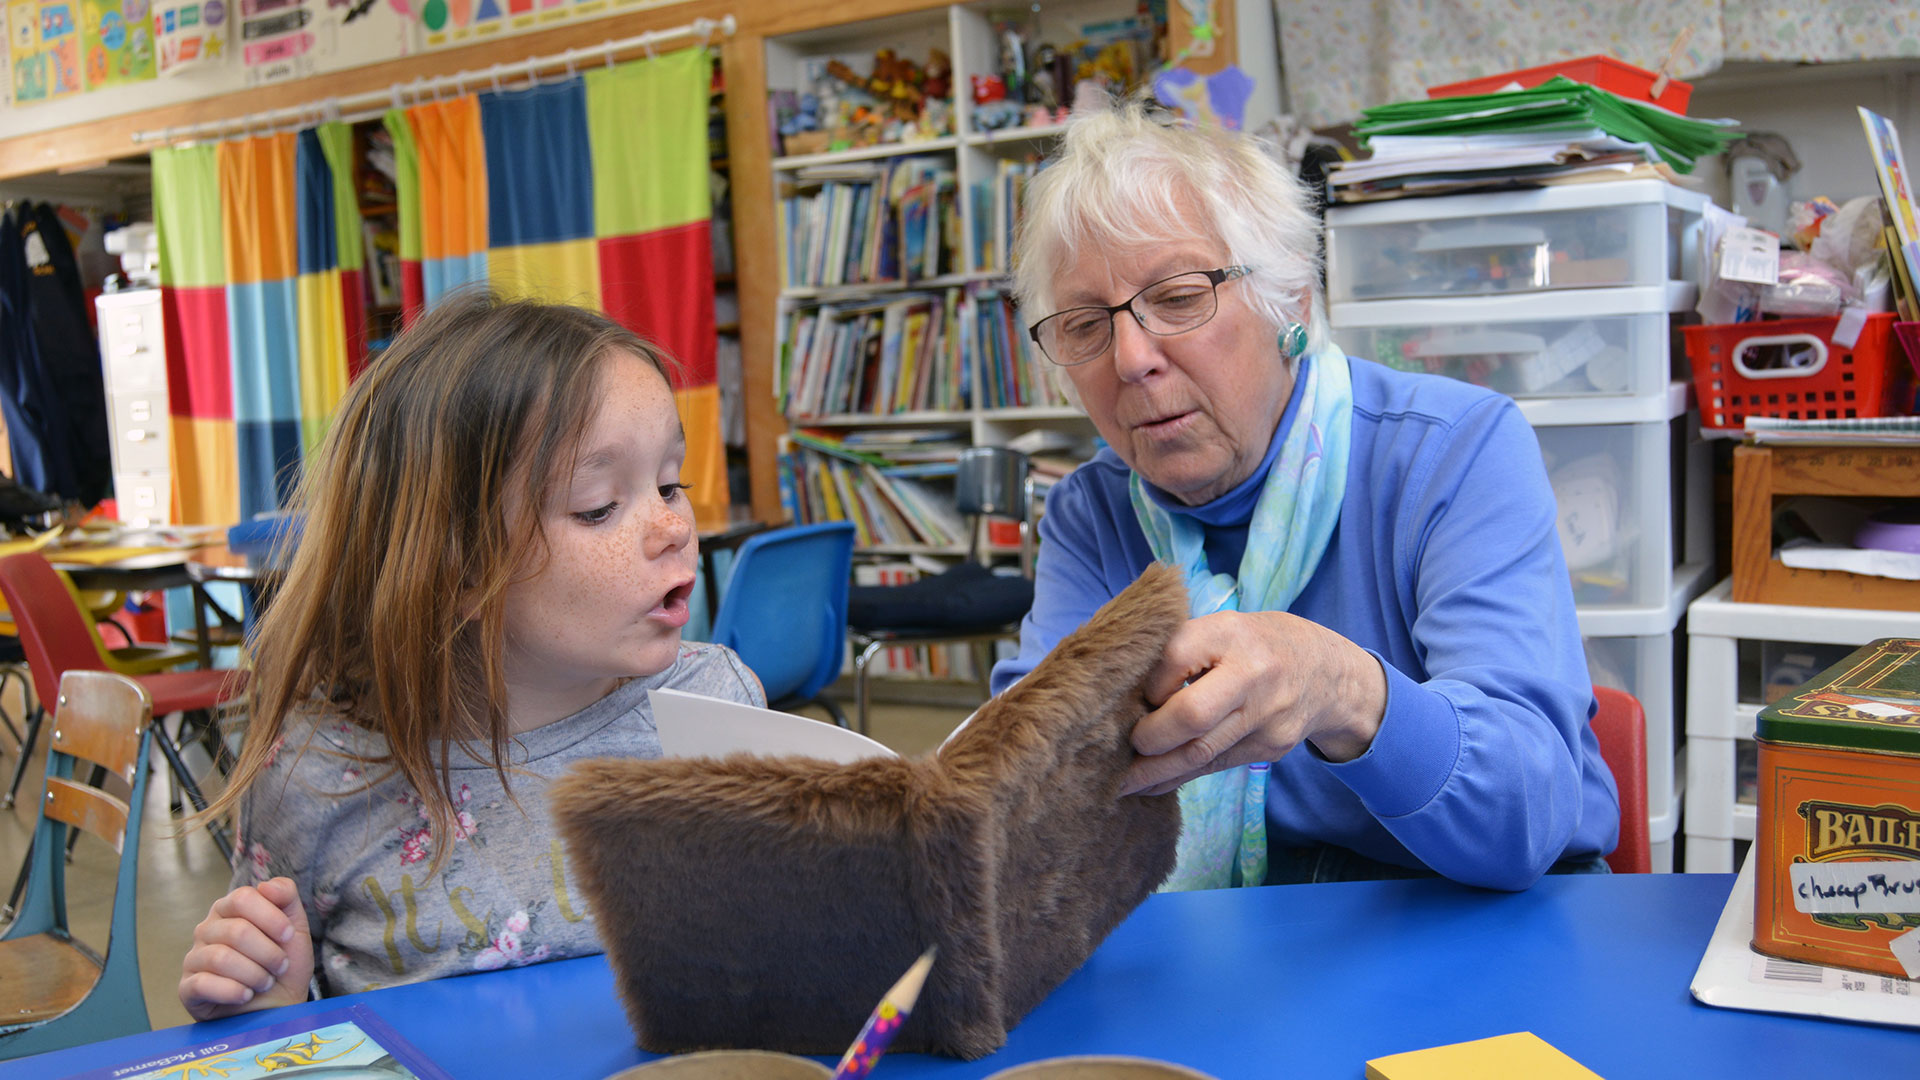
[151,122,366,525]
[386,46,723,517]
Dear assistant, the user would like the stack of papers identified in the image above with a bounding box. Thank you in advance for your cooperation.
[1332,77,1739,203]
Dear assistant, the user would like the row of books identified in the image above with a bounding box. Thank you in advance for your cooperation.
[780,157,960,289]
[968,159,1040,273]
[777,434,969,550]
[777,283,1065,418]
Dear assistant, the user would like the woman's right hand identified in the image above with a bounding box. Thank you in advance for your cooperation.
[179,876,315,1021]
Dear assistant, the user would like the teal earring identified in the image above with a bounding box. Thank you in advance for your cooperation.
[1279,321,1308,360]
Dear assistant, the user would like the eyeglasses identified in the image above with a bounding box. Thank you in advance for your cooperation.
[1028,266,1252,367]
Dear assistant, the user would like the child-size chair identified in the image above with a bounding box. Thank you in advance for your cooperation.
[0,552,244,861]
[706,522,855,727]
[0,670,155,1060]
[845,446,1037,733]
[1591,684,1650,874]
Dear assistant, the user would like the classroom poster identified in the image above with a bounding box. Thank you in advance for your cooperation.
[81,0,155,87]
[241,0,320,83]
[412,0,687,52]
[151,0,226,76]
[9,0,85,101]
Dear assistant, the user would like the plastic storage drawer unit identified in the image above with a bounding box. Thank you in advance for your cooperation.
[1332,283,1696,400]
[1535,413,1698,610]
[1325,180,1706,305]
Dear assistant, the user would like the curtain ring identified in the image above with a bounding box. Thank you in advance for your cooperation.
[491,62,504,93]
[603,39,615,69]
[642,37,655,60]
[564,52,576,79]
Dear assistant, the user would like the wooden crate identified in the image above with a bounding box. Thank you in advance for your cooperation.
[1732,442,1920,609]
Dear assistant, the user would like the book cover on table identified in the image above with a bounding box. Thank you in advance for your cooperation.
[68,1004,452,1080]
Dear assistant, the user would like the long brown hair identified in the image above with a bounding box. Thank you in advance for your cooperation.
[200,291,672,874]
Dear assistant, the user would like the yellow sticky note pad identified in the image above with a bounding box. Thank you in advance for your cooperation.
[1365,1031,1602,1080]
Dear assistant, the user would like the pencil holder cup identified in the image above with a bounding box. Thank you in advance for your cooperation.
[604,1050,833,1080]
[983,1056,1219,1079]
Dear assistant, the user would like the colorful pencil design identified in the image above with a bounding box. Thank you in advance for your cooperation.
[829,946,939,1080]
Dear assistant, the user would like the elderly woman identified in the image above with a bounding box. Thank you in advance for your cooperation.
[990,97,1618,892]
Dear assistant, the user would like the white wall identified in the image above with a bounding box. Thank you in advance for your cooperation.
[1686,59,1920,209]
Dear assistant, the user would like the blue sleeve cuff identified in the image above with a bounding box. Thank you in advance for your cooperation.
[1319,650,1462,820]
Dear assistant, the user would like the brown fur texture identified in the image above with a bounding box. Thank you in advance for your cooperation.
[549,564,1187,1060]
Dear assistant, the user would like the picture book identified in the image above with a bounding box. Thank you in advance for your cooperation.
[1859,107,1920,307]
[69,1004,451,1080]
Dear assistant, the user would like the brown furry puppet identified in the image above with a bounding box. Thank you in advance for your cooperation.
[548,563,1187,1060]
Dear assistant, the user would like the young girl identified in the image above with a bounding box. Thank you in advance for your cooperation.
[178,292,764,1020]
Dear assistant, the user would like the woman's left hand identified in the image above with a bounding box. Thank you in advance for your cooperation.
[1121,610,1390,796]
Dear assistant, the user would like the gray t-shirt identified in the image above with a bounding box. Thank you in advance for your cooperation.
[231,642,763,996]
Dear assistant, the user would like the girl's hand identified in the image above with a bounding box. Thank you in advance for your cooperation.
[1121,610,1389,796]
[179,876,315,1020]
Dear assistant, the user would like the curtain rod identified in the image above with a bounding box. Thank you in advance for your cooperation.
[131,13,735,146]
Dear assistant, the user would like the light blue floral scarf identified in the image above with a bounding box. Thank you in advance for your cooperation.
[1128,339,1353,891]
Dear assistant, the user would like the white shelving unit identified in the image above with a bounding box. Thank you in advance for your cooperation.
[1683,578,1920,873]
[766,2,1141,557]
[1327,181,1714,872]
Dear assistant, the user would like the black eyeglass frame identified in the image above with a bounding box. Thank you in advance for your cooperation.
[1026,265,1254,367]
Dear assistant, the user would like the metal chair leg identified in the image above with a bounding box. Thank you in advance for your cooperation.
[152,714,234,863]
[853,638,885,737]
[2,704,43,811]
[2,836,29,922]
[972,641,994,701]
[811,694,849,730]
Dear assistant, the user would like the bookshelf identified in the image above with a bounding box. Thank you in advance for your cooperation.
[762,0,1168,563]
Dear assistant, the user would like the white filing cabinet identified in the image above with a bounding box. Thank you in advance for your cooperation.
[1683,578,1920,872]
[94,289,171,527]
[1328,180,1715,871]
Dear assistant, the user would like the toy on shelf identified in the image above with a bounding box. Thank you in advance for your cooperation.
[776,48,957,158]
[971,13,1159,134]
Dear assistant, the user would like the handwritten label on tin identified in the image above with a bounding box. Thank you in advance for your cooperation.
[1790,861,1920,914]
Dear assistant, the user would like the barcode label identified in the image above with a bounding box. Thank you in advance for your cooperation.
[1750,952,1920,994]
[1761,958,1826,984]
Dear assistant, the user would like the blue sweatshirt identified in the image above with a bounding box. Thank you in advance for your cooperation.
[991,356,1618,891]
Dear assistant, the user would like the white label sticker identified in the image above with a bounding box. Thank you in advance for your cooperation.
[1832,304,1869,348]
[1719,226,1781,285]
[1789,860,1920,915]
[1891,928,1920,980]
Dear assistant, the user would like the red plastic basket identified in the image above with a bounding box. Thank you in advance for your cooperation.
[1427,55,1692,114]
[1682,313,1909,432]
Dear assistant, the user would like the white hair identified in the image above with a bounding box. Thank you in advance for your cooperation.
[1012,91,1328,369]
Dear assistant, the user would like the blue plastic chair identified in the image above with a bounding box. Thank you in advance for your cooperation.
[0,670,155,1059]
[707,522,855,728]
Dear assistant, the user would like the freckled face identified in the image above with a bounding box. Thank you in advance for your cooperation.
[499,352,699,716]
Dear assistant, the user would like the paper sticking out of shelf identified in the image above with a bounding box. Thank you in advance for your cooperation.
[1777,539,1920,581]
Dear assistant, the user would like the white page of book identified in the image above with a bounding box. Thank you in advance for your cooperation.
[648,687,897,763]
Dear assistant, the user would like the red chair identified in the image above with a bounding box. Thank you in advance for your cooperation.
[0,552,245,862]
[1591,685,1650,875]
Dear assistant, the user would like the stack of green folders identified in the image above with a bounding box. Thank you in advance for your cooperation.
[1330,76,1740,203]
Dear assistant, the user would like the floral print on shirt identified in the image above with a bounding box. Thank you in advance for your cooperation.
[472,909,551,971]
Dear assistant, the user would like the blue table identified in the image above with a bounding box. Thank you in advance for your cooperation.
[7,874,1913,1079]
